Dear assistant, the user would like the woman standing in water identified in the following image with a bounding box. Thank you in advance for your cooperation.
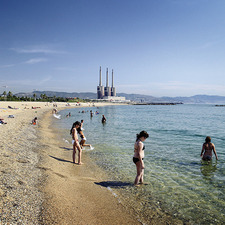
[133,131,149,185]
[70,121,83,165]
[201,136,218,161]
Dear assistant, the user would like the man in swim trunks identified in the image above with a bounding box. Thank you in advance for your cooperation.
[200,136,218,161]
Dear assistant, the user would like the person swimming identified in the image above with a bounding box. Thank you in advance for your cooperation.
[200,136,218,161]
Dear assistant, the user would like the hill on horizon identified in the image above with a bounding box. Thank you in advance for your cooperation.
[14,91,225,104]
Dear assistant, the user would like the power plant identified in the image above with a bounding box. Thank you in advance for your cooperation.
[97,66,116,99]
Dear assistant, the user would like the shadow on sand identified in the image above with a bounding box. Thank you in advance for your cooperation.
[49,155,73,164]
[59,146,73,151]
[95,181,132,189]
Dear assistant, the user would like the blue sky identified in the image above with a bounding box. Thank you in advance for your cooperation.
[0,0,225,97]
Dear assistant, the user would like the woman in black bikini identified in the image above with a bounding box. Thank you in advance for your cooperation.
[133,131,149,185]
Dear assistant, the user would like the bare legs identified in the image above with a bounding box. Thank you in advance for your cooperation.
[73,142,83,165]
[134,161,144,185]
[79,140,92,149]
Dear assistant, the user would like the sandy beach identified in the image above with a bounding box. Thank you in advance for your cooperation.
[0,101,139,224]
[0,101,186,225]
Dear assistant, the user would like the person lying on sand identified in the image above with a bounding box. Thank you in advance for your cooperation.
[0,117,7,124]
[32,117,37,125]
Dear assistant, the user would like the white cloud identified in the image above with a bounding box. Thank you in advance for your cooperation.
[24,58,48,64]
[10,46,67,54]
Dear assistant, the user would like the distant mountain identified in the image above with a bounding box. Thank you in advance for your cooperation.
[15,91,225,104]
[160,95,225,104]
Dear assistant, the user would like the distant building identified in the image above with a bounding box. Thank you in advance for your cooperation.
[97,66,126,102]
[97,66,116,99]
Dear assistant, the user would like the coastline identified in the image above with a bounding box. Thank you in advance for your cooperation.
[0,101,138,224]
[1,101,185,224]
[38,110,139,224]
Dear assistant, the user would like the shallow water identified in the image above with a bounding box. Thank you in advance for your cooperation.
[52,104,225,224]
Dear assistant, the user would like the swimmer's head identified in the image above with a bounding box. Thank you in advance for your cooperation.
[205,136,211,143]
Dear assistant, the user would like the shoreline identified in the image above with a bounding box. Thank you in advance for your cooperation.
[1,101,185,224]
[0,101,138,224]
[38,111,140,224]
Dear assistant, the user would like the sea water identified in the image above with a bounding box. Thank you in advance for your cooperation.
[52,104,225,224]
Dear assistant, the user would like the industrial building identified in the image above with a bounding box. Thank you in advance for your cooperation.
[97,66,126,102]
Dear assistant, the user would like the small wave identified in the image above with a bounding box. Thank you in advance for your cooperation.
[53,114,61,119]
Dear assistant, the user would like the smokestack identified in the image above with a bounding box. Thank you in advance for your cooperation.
[112,69,114,87]
[106,68,109,87]
[99,66,102,86]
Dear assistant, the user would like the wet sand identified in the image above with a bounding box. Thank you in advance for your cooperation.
[0,101,138,224]
[0,101,184,224]
[39,112,139,224]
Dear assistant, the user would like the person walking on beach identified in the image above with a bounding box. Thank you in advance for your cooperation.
[70,121,83,165]
[201,136,218,161]
[133,131,149,185]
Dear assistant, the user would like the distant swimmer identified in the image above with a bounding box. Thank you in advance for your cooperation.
[70,121,83,165]
[201,136,218,161]
[102,115,106,123]
[133,131,149,186]
[90,110,93,118]
[66,112,71,117]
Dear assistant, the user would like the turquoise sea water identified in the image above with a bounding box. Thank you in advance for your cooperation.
[52,104,225,224]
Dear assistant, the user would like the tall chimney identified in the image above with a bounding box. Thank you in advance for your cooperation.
[106,68,109,87]
[112,69,114,87]
[99,66,102,86]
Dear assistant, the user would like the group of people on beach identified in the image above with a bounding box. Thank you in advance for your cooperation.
[69,114,219,186]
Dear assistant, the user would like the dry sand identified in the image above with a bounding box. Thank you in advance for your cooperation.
[0,101,184,225]
[0,101,139,224]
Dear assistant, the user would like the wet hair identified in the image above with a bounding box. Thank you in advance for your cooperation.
[81,120,84,123]
[70,121,81,135]
[136,130,149,141]
[205,136,211,143]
